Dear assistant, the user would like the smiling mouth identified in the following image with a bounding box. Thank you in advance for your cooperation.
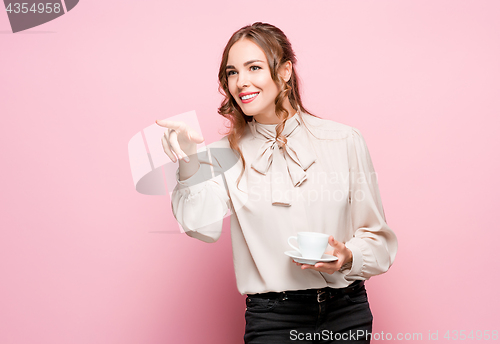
[240,92,259,103]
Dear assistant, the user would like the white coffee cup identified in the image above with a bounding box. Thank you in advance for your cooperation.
[288,232,330,259]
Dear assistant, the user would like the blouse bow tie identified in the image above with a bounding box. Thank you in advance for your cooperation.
[250,114,316,206]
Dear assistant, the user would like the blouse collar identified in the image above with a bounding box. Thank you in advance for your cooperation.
[247,109,316,207]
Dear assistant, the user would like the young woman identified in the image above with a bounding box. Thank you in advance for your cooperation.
[157,22,397,344]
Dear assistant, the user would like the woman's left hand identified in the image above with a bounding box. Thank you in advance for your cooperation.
[294,236,353,275]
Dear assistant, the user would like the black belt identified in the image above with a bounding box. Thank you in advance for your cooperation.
[248,280,365,303]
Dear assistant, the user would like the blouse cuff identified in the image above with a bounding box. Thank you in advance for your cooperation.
[343,239,364,277]
[175,161,212,195]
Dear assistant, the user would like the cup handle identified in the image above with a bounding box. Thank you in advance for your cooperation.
[288,236,300,252]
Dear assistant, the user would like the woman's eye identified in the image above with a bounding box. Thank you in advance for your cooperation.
[250,66,261,71]
[227,70,237,77]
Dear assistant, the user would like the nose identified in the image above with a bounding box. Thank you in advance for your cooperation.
[236,71,249,89]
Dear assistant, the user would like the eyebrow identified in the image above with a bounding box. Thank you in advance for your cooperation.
[225,59,265,70]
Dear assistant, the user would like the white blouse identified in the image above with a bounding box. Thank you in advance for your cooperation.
[171,111,398,295]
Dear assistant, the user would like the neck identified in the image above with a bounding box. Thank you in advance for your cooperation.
[254,99,297,125]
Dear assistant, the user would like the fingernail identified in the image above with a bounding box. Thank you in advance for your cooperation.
[184,156,190,162]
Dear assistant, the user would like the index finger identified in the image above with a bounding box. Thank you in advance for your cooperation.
[155,119,185,130]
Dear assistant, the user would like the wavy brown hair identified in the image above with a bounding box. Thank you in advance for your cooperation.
[217,22,320,188]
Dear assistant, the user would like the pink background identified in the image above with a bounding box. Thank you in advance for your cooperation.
[1,1,499,343]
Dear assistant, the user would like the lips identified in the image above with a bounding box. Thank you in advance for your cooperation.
[239,92,259,104]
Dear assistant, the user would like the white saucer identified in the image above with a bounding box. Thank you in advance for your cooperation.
[285,250,338,265]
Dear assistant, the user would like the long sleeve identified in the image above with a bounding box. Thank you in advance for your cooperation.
[342,127,398,280]
[170,148,231,243]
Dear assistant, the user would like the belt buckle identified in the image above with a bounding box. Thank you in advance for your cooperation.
[317,289,327,303]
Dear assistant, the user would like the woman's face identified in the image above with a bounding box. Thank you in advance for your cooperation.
[225,39,280,123]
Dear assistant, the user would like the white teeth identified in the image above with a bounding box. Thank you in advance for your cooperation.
[241,93,258,100]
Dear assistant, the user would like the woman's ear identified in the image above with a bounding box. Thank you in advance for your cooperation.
[279,60,293,83]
